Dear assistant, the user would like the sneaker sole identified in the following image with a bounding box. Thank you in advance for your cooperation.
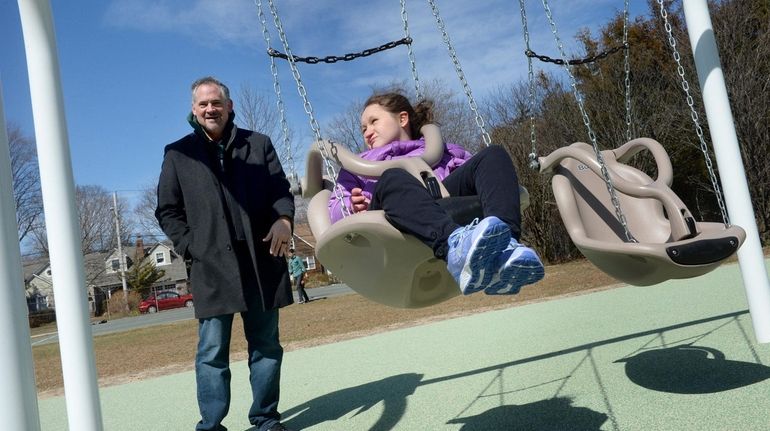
[485,248,545,295]
[459,221,511,295]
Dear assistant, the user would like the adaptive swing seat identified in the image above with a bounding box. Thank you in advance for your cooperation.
[538,138,745,286]
[303,125,529,308]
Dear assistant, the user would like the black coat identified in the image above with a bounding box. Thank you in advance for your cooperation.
[155,128,294,318]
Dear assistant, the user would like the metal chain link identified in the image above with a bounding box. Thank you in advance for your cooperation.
[256,0,295,179]
[518,0,540,169]
[541,0,636,242]
[525,43,628,66]
[657,0,729,225]
[426,0,492,147]
[268,38,413,64]
[622,0,633,142]
[400,0,423,100]
[264,0,350,217]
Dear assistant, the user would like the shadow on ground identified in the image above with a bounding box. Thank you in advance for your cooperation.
[447,397,607,430]
[616,344,770,394]
[279,373,423,431]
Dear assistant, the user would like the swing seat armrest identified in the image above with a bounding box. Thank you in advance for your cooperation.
[539,140,695,241]
[302,147,326,198]
[314,139,450,197]
[611,138,674,187]
[419,124,444,167]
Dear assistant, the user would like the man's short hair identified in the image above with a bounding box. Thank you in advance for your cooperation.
[191,76,230,103]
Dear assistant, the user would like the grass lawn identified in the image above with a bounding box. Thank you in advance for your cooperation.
[34,258,618,397]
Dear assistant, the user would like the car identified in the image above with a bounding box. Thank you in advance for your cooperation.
[139,291,194,314]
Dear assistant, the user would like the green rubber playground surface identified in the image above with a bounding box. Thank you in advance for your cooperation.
[38,260,770,430]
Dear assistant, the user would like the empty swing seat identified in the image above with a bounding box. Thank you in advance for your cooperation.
[302,125,529,308]
[538,138,745,286]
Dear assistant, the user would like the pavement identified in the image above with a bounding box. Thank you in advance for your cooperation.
[30,283,354,346]
[37,261,770,430]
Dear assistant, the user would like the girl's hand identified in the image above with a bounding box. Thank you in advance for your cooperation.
[350,187,370,213]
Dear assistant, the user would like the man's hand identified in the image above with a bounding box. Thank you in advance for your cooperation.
[263,216,292,257]
[350,187,370,213]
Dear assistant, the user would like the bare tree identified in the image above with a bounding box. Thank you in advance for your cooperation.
[133,183,165,242]
[29,185,135,255]
[236,83,300,177]
[236,84,280,137]
[710,0,770,241]
[8,123,42,242]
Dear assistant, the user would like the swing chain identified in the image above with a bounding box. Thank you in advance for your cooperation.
[400,0,423,100]
[256,0,295,180]
[518,0,539,168]
[265,0,322,142]
[263,0,350,217]
[525,43,629,66]
[427,0,492,148]
[541,0,636,243]
[657,0,730,225]
[622,0,633,142]
[267,38,413,64]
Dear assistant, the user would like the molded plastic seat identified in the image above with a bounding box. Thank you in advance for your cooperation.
[538,138,745,286]
[303,125,528,308]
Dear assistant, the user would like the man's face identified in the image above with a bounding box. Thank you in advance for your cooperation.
[192,83,232,140]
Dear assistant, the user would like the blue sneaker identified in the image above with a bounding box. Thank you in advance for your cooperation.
[447,216,511,295]
[484,239,545,295]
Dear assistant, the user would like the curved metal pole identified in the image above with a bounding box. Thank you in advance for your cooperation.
[0,79,42,431]
[17,0,104,428]
[682,0,770,343]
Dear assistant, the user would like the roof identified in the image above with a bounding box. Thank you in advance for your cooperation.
[24,242,189,291]
[293,222,316,257]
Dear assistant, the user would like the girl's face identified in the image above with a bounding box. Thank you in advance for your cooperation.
[360,103,411,149]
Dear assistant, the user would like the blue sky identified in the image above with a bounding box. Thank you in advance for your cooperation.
[1,0,648,196]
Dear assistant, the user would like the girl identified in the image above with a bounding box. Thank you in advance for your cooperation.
[328,92,543,295]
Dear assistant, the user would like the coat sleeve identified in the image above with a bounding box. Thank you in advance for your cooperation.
[155,150,193,259]
[263,136,295,224]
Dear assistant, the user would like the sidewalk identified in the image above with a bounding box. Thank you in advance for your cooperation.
[39,261,770,430]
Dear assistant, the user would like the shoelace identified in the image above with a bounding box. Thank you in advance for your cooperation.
[448,218,480,249]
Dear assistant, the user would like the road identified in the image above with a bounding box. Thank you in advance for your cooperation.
[30,283,353,347]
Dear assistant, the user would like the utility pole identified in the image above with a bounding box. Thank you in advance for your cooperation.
[112,192,129,312]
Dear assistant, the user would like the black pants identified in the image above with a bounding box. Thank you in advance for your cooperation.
[369,146,521,261]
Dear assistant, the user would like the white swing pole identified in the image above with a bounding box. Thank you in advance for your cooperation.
[682,0,770,343]
[18,0,105,428]
[0,80,42,431]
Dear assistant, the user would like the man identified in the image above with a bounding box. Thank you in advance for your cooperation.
[156,76,295,431]
[288,249,309,303]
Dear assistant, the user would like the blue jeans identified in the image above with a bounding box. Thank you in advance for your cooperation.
[195,305,283,431]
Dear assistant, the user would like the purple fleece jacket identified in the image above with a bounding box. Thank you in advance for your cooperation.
[328,138,473,223]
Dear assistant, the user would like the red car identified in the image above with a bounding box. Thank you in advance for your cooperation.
[139,291,194,314]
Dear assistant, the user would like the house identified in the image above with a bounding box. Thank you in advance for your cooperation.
[23,258,54,312]
[292,222,319,273]
[23,237,189,315]
[95,237,189,303]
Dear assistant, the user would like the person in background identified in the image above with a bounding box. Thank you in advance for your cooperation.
[328,92,544,295]
[156,76,296,431]
[289,248,310,303]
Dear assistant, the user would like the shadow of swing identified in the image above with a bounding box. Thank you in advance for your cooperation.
[260,310,767,430]
[276,376,609,431]
[615,344,770,394]
[447,397,608,431]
